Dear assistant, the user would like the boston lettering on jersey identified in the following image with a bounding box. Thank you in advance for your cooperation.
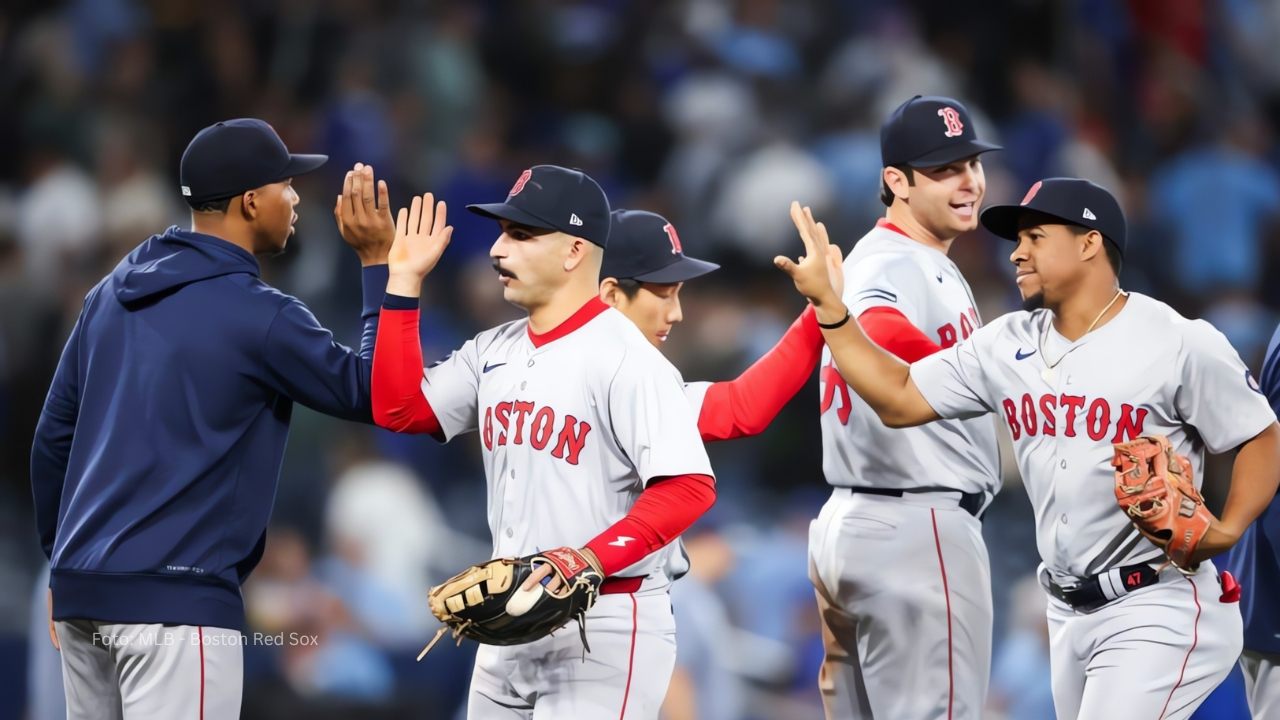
[481,400,592,464]
[1001,393,1148,443]
[938,308,980,350]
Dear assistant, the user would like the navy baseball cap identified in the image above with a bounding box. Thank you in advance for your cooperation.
[980,177,1126,256]
[179,118,327,205]
[881,95,1001,168]
[467,165,612,247]
[601,210,719,283]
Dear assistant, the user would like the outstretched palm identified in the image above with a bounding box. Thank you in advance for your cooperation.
[389,192,454,280]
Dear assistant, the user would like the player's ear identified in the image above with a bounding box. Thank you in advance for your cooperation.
[883,166,910,203]
[599,277,622,306]
[1079,229,1104,263]
[563,237,594,273]
[239,190,258,221]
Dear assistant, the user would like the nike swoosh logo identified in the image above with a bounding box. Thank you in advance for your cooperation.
[483,362,507,373]
[607,536,635,547]
[1015,348,1037,360]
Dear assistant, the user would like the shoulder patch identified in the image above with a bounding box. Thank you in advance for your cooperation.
[1247,370,1263,394]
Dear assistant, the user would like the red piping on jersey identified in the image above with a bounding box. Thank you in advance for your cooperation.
[618,593,638,720]
[698,305,823,441]
[198,626,206,720]
[1159,575,1202,719]
[858,306,944,363]
[931,510,955,720]
[876,217,913,239]
[585,473,716,576]
[527,297,609,348]
[372,308,443,437]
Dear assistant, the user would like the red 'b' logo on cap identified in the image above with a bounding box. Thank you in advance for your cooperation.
[937,107,964,137]
[1020,181,1043,205]
[663,223,684,255]
[508,169,533,198]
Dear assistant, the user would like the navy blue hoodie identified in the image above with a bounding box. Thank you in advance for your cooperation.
[31,227,386,630]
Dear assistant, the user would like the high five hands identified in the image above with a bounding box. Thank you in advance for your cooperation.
[334,163,396,266]
[385,192,454,298]
[774,201,846,313]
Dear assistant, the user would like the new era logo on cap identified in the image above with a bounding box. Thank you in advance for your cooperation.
[1083,208,1097,220]
[569,213,583,226]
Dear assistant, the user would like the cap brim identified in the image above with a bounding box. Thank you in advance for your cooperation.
[905,141,1002,168]
[980,205,1071,241]
[466,202,560,231]
[630,255,720,283]
[278,153,328,178]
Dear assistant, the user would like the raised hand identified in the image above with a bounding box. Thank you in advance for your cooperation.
[775,201,844,311]
[826,237,845,301]
[333,163,396,266]
[387,192,453,297]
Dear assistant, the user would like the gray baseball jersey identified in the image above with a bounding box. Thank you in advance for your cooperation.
[421,299,714,583]
[910,292,1276,580]
[821,221,1000,494]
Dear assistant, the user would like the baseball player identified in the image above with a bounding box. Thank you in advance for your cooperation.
[370,165,717,719]
[598,207,838,597]
[31,119,396,719]
[1222,322,1280,718]
[599,208,835,442]
[801,95,1003,720]
[775,177,1280,719]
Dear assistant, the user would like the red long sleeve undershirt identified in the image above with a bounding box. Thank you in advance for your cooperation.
[585,472,716,576]
[372,303,715,577]
[856,306,942,362]
[697,305,824,441]
[372,307,442,438]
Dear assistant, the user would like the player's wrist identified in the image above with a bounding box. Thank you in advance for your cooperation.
[578,546,604,575]
[1208,518,1243,545]
[814,303,850,328]
[356,253,390,268]
[386,273,423,298]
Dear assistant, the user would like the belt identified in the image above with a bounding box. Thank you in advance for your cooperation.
[840,486,987,520]
[1042,563,1160,613]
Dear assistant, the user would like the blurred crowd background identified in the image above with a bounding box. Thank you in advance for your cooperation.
[1,1,1278,718]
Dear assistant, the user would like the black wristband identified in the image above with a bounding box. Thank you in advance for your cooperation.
[816,308,852,329]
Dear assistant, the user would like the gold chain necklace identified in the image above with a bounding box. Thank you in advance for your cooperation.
[1039,289,1126,382]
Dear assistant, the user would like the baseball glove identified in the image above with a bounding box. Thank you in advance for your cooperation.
[1112,435,1213,572]
[417,547,603,660]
